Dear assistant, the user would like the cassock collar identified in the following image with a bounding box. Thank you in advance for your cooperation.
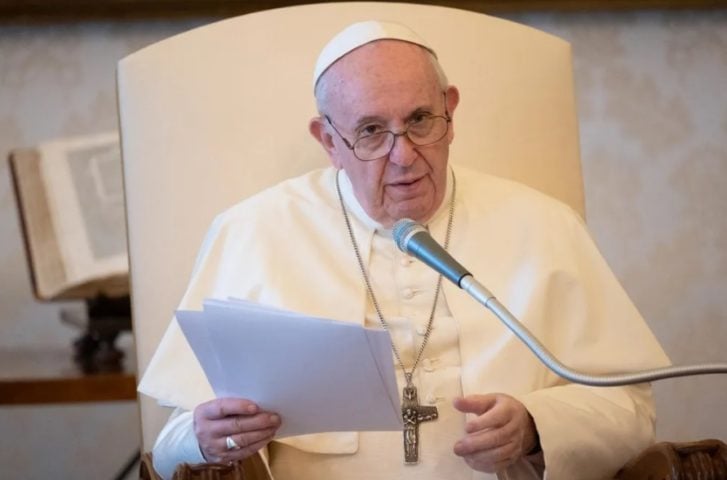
[336,167,454,237]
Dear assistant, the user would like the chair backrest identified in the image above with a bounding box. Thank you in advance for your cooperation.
[118,1,584,449]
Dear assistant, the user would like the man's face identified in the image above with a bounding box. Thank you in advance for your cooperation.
[311,40,459,227]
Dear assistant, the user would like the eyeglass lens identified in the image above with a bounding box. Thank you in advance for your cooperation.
[354,116,449,161]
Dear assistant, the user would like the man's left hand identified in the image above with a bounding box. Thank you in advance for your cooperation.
[453,393,538,473]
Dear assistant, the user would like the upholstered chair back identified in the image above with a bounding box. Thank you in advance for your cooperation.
[117,2,583,449]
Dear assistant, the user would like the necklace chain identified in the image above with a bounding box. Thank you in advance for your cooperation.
[335,170,456,386]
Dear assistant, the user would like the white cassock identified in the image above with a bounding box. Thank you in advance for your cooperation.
[141,164,670,480]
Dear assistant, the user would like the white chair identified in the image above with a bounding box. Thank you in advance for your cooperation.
[118,2,583,475]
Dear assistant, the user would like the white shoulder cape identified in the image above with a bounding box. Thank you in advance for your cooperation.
[140,164,669,479]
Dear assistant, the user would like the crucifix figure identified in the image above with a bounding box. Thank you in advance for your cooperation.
[402,385,439,464]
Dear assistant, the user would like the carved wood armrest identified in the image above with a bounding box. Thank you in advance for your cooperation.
[140,440,727,480]
[617,439,727,480]
[139,452,271,480]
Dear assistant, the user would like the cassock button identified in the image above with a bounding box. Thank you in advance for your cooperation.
[402,288,415,299]
[422,358,434,372]
[416,325,428,336]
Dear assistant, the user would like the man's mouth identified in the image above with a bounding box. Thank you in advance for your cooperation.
[390,176,422,187]
[386,176,428,199]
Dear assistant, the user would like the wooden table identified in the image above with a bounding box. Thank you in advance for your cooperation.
[0,348,137,405]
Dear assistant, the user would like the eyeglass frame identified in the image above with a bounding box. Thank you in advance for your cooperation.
[324,92,452,162]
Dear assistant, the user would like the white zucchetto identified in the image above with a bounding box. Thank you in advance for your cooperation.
[313,20,436,91]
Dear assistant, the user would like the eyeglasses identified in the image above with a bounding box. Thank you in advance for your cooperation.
[325,101,451,162]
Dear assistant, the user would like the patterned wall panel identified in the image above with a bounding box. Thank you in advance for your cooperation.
[0,9,724,477]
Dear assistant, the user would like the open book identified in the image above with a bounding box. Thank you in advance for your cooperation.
[9,132,129,301]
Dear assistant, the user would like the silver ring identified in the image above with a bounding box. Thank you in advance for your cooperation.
[225,435,240,450]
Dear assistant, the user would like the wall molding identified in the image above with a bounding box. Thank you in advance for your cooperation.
[1,0,726,23]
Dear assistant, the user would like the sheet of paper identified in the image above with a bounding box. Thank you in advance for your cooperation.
[176,298,402,438]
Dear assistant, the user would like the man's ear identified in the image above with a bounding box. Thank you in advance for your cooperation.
[444,85,461,144]
[309,117,342,168]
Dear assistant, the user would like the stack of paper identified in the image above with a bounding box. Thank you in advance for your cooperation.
[176,298,402,438]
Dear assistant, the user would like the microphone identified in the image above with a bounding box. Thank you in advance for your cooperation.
[391,218,727,386]
[392,218,470,287]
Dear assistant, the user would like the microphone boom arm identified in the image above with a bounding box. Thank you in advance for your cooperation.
[393,218,727,386]
[460,275,727,386]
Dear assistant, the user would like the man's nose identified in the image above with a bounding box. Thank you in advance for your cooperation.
[387,132,418,167]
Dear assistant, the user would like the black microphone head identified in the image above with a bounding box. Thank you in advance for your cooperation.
[392,218,426,252]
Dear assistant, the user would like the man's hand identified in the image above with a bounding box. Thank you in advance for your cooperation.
[193,397,281,463]
[453,393,538,473]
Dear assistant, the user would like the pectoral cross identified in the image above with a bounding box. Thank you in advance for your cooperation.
[401,385,438,464]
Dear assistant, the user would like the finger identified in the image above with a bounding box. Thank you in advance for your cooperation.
[464,403,512,433]
[208,431,274,464]
[226,427,277,453]
[198,398,260,420]
[220,435,275,463]
[210,412,281,437]
[453,394,498,416]
[454,425,517,456]
[457,437,517,464]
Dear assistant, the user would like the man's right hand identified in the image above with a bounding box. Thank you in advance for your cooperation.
[193,397,281,463]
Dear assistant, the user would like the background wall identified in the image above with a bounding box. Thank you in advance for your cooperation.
[0,8,724,478]
[0,19,206,480]
[506,9,727,441]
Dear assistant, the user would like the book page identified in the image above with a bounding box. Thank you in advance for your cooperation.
[38,132,128,296]
[10,150,68,298]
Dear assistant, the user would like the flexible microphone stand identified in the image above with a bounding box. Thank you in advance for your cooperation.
[393,219,727,387]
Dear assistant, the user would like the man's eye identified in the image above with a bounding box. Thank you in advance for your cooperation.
[359,125,383,137]
[411,113,430,124]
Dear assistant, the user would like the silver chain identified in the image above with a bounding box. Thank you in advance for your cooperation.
[335,170,456,386]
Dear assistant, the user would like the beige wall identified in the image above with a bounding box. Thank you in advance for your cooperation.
[507,9,727,442]
[0,19,206,480]
[0,9,724,478]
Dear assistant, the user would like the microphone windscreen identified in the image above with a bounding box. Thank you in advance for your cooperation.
[393,218,424,253]
[392,218,470,287]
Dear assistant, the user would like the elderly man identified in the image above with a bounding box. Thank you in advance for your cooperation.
[143,21,669,479]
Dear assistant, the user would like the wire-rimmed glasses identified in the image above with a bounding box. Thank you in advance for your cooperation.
[325,104,451,161]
